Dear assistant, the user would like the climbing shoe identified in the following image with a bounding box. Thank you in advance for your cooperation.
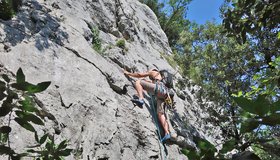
[160,134,171,143]
[131,98,144,107]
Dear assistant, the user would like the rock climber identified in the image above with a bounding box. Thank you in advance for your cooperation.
[124,69,174,142]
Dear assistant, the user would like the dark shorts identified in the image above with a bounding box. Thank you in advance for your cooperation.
[140,80,167,114]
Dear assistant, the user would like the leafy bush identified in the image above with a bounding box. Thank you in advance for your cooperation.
[160,52,178,69]
[182,137,217,160]
[0,0,22,20]
[91,26,102,53]
[116,39,126,49]
[0,68,72,159]
[0,0,14,20]
[27,134,72,160]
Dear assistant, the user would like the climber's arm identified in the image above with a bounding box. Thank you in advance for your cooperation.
[124,70,151,78]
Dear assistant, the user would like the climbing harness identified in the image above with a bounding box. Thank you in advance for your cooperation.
[154,82,174,109]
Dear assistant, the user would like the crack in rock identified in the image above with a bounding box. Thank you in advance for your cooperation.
[58,91,73,108]
[65,46,127,95]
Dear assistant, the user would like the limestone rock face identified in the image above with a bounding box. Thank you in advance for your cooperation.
[0,0,222,159]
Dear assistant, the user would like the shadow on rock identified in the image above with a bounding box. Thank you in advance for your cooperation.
[165,107,201,149]
[1,0,68,51]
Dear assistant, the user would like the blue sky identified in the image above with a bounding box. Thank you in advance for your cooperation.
[187,0,224,24]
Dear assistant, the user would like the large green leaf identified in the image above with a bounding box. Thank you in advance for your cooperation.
[2,74,10,83]
[0,101,13,117]
[57,149,72,156]
[6,89,18,100]
[11,81,51,93]
[11,82,33,91]
[261,113,280,126]
[233,97,255,113]
[0,80,6,92]
[220,138,236,154]
[35,131,39,143]
[18,96,37,112]
[0,145,15,155]
[25,113,44,125]
[193,136,217,159]
[240,119,259,133]
[240,110,253,119]
[11,82,25,91]
[26,81,51,93]
[15,111,44,125]
[0,126,11,134]
[45,141,53,152]
[14,117,35,132]
[26,149,46,155]
[39,134,48,144]
[57,140,68,150]
[270,100,280,113]
[233,95,270,116]
[16,68,25,84]
[0,81,6,100]
[254,95,270,116]
[0,92,7,101]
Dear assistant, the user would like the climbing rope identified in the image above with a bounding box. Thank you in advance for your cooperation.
[149,93,167,160]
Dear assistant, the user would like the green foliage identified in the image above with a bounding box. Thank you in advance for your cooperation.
[223,0,280,45]
[240,118,259,134]
[160,52,178,69]
[0,145,15,156]
[220,138,236,154]
[233,95,270,116]
[175,78,187,90]
[0,0,14,20]
[142,0,279,159]
[221,0,280,158]
[176,17,279,159]
[182,137,221,160]
[253,144,280,160]
[0,126,10,145]
[0,68,72,159]
[223,1,280,90]
[16,68,25,83]
[139,0,164,17]
[178,23,255,103]
[245,56,280,98]
[0,126,11,134]
[159,0,191,48]
[140,0,191,49]
[0,0,22,20]
[19,96,38,112]
[196,137,217,158]
[27,134,72,159]
[116,39,126,49]
[91,26,102,53]
[182,148,200,160]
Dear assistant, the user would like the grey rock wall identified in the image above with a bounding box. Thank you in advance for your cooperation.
[0,0,222,159]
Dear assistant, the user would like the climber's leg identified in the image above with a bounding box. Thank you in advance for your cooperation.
[157,99,170,142]
[131,80,155,106]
